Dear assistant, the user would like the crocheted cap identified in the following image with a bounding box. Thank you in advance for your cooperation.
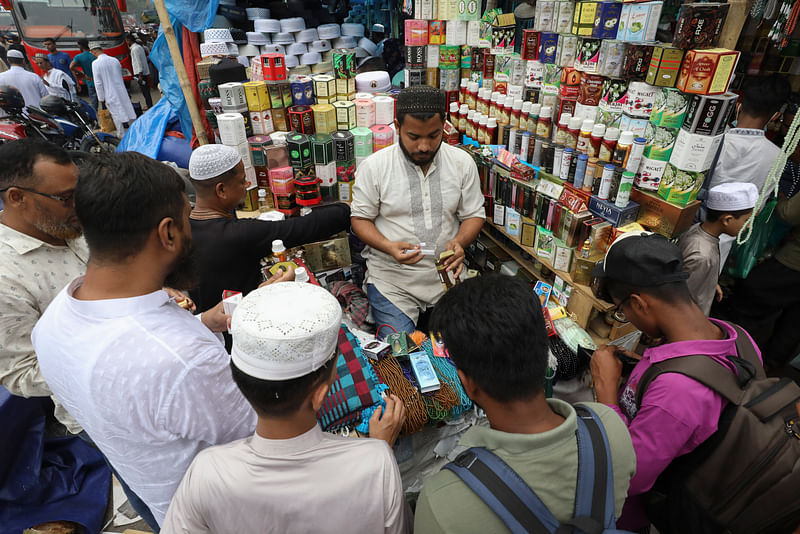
[397,85,446,116]
[88,41,103,50]
[188,144,241,181]
[707,182,759,211]
[231,282,343,380]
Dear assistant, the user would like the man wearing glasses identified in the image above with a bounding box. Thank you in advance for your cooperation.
[0,138,85,435]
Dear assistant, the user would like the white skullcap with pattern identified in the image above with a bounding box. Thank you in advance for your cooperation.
[231,282,343,380]
[188,143,241,181]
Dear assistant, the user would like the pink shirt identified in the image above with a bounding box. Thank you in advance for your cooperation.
[609,319,762,528]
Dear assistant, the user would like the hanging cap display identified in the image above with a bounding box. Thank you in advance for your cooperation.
[189,144,242,181]
[230,282,343,381]
[397,85,446,115]
[706,183,759,212]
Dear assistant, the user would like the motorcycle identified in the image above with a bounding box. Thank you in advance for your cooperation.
[0,88,119,153]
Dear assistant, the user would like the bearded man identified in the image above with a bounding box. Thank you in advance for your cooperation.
[351,85,485,335]
[31,151,257,529]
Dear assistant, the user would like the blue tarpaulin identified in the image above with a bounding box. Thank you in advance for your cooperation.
[118,0,219,155]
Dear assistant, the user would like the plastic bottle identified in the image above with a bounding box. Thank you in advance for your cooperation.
[615,171,635,208]
[272,239,287,262]
[520,101,532,131]
[598,164,615,200]
[559,147,574,181]
[598,127,619,162]
[573,154,588,189]
[449,102,460,126]
[541,141,555,173]
[489,92,501,119]
[555,112,572,145]
[486,117,498,144]
[478,114,488,144]
[612,131,634,167]
[565,116,582,150]
[532,137,543,167]
[458,104,469,134]
[553,145,564,177]
[583,157,598,192]
[536,105,553,139]
[511,98,523,128]
[626,137,646,173]
[459,78,468,104]
[520,131,531,162]
[467,109,477,139]
[576,119,594,154]
[258,188,270,212]
[478,88,489,115]
[500,95,513,126]
[294,266,310,283]
[588,123,606,158]
[467,81,479,110]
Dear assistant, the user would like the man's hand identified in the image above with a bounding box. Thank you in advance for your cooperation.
[590,345,624,405]
[163,287,196,312]
[444,240,465,277]
[368,393,407,447]
[200,301,230,333]
[715,284,724,302]
[386,241,424,265]
[258,265,295,288]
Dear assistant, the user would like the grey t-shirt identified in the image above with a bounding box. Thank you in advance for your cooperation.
[678,223,720,315]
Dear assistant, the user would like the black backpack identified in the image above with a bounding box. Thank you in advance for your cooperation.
[635,322,800,534]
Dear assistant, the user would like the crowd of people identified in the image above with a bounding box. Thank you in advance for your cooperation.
[0,32,152,136]
[0,79,799,534]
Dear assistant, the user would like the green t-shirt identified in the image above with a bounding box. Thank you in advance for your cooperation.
[72,51,95,87]
[414,399,636,533]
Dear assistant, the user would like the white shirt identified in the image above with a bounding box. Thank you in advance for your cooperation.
[162,425,411,534]
[43,67,76,101]
[32,277,257,525]
[93,53,136,124]
[351,143,485,321]
[0,65,47,107]
[130,42,149,76]
[710,128,781,197]
[0,224,87,433]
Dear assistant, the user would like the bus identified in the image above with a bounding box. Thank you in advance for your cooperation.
[0,0,132,81]
[0,9,14,33]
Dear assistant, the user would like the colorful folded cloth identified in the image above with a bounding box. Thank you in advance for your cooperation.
[327,281,370,329]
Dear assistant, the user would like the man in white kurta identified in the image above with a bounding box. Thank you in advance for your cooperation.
[34,54,76,101]
[89,42,136,137]
[351,85,485,335]
[0,50,47,107]
[161,283,410,534]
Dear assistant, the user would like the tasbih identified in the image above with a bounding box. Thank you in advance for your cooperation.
[428,353,473,417]
[768,0,800,49]
[738,107,800,244]
[371,356,429,434]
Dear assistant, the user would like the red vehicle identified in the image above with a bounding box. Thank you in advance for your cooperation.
[0,0,132,81]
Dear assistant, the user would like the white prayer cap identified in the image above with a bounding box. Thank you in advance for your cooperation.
[372,24,385,33]
[188,144,241,181]
[88,41,103,50]
[7,49,24,59]
[231,282,343,380]
[707,182,759,211]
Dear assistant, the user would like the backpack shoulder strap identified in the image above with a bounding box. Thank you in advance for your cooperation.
[728,322,766,379]
[443,447,559,534]
[634,356,747,408]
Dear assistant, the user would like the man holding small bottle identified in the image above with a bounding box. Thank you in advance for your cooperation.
[351,85,485,336]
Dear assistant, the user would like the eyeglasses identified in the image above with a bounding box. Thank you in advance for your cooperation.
[614,295,632,323]
[0,186,75,206]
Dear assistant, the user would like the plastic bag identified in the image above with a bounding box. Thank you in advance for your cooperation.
[726,198,778,279]
[116,98,174,157]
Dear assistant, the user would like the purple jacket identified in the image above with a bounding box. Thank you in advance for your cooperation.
[609,319,762,528]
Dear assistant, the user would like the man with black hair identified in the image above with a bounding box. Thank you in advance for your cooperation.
[0,49,47,107]
[589,232,763,530]
[709,74,791,196]
[188,144,350,324]
[44,37,75,83]
[162,282,409,533]
[0,139,85,435]
[678,182,757,315]
[414,274,635,533]
[351,85,485,336]
[34,53,76,101]
[125,32,152,109]
[32,152,260,529]
[70,38,97,110]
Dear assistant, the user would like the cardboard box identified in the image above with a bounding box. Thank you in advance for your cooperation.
[646,45,684,87]
[522,29,540,60]
[668,130,724,171]
[618,113,649,137]
[591,1,623,39]
[505,208,522,237]
[657,163,708,206]
[521,220,537,246]
[621,43,654,79]
[672,2,730,49]
[485,246,511,272]
[576,38,602,73]
[538,32,559,64]
[624,81,658,118]
[643,123,679,161]
[572,1,598,36]
[553,239,575,272]
[635,157,668,190]
[650,87,690,128]
[264,144,289,169]
[676,49,740,95]
[681,92,738,135]
[310,134,335,165]
[631,188,700,238]
[589,196,640,227]
[598,39,626,77]
[305,234,352,272]
[535,226,555,261]
[243,81,271,111]
[286,133,312,168]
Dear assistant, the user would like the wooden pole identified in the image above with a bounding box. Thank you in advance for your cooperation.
[151,0,209,145]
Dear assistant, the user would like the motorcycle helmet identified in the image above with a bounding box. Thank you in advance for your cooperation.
[0,86,25,112]
[39,95,68,116]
